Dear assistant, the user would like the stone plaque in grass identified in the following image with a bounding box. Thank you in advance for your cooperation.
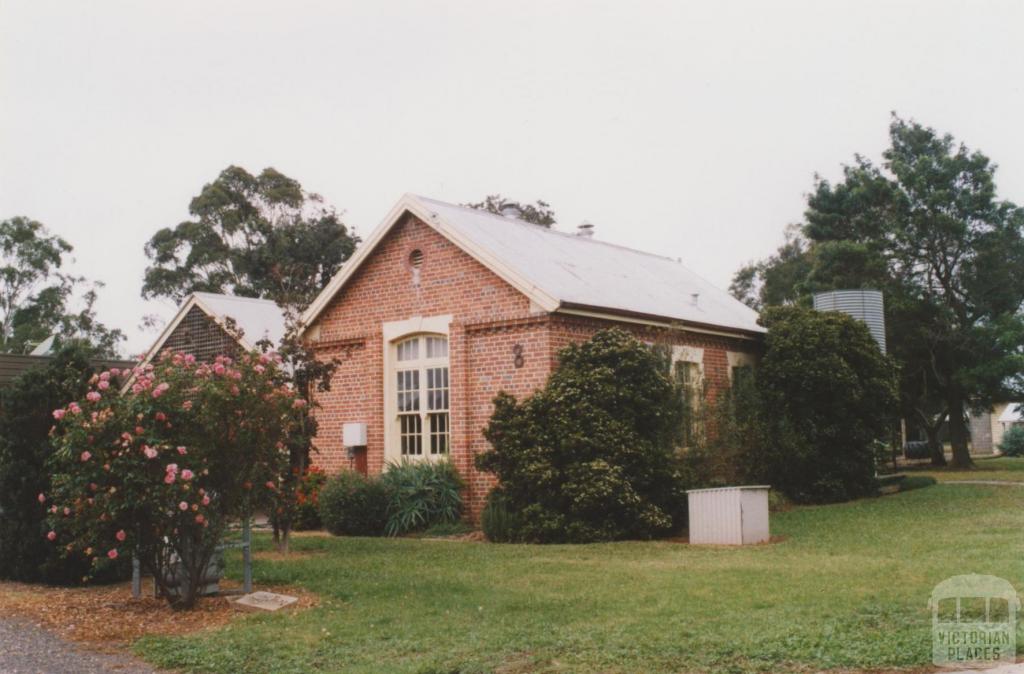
[230,591,298,612]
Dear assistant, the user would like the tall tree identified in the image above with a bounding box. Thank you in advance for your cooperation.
[0,217,124,356]
[142,166,358,309]
[465,194,557,228]
[733,116,1024,468]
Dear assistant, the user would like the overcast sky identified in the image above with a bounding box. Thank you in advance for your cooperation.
[2,0,1023,355]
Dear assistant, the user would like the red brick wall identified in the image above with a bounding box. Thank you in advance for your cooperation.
[547,315,762,405]
[307,212,764,520]
[307,214,546,514]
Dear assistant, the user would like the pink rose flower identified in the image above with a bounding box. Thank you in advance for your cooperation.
[63,507,70,516]
[98,380,110,390]
[202,495,210,506]
[180,469,194,481]
[80,451,91,462]
[155,412,167,422]
[46,531,57,541]
[293,399,308,409]
[166,463,178,473]
[178,501,188,511]
[99,371,110,381]
[52,409,66,420]
[38,493,46,503]
[86,391,101,402]
[265,481,276,490]
[176,446,187,455]
[164,473,175,484]
[107,549,118,560]
[109,368,120,376]
[254,365,265,374]
[115,529,126,542]
[195,514,205,524]
[143,446,158,459]
[213,363,226,375]
[68,403,81,415]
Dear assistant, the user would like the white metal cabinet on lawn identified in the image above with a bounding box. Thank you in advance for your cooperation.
[686,486,770,545]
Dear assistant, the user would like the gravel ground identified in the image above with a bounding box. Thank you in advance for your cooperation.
[0,617,158,674]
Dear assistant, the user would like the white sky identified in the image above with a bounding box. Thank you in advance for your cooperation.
[2,0,1023,356]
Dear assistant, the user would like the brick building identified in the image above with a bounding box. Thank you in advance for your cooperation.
[300,194,764,516]
[140,292,287,366]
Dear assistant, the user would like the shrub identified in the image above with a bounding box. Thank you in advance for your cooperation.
[477,328,690,543]
[318,470,389,536]
[47,350,301,609]
[752,307,898,503]
[380,459,464,536]
[999,426,1024,457]
[292,466,327,531]
[0,345,126,584]
[480,489,521,543]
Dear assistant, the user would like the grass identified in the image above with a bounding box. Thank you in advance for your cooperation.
[134,483,1024,673]
[909,455,1024,483]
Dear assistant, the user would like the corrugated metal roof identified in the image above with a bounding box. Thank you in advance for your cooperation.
[191,293,289,348]
[414,196,764,334]
[999,403,1022,423]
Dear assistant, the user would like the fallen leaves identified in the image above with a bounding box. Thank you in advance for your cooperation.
[0,578,318,650]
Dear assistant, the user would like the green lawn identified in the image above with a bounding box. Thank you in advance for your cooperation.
[135,483,1024,673]
[911,455,1024,483]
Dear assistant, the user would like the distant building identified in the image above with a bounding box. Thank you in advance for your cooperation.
[969,402,1023,454]
[140,292,288,366]
[0,352,135,410]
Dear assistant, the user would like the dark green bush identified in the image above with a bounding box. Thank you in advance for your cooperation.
[999,426,1024,457]
[0,345,127,584]
[477,328,690,543]
[752,307,898,503]
[480,489,521,543]
[318,470,389,536]
[380,459,464,536]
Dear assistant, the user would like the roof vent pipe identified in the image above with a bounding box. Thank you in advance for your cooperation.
[501,206,521,219]
[577,221,595,238]
[690,293,700,307]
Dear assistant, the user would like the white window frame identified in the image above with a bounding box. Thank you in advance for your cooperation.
[383,315,452,463]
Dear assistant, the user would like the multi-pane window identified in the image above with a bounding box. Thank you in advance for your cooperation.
[675,361,702,448]
[394,335,450,458]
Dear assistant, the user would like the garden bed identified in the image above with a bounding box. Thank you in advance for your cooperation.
[0,578,318,649]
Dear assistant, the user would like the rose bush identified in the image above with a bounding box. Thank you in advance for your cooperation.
[45,350,304,609]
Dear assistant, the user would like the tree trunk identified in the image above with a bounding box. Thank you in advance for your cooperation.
[924,423,947,467]
[947,394,974,468]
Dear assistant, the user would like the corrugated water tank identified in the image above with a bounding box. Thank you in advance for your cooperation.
[686,486,770,545]
[812,289,887,353]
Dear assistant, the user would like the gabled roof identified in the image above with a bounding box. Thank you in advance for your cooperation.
[301,194,763,337]
[141,292,289,366]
